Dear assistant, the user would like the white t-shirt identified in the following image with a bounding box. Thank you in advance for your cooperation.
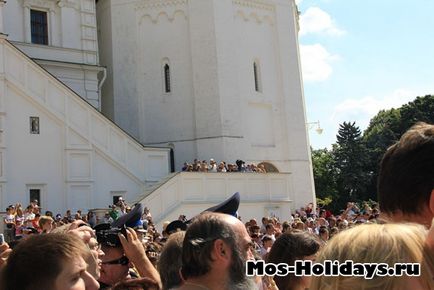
[4,214,15,224]
[24,212,35,221]
[209,164,217,172]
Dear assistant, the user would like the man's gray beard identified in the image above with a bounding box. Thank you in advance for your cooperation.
[227,255,259,290]
[227,276,258,290]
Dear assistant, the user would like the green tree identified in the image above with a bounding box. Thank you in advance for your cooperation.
[333,122,371,208]
[311,95,434,213]
[364,108,402,150]
[363,108,402,195]
[364,95,434,151]
[399,95,434,130]
[311,148,338,202]
[363,95,434,200]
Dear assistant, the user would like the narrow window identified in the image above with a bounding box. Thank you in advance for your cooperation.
[253,62,261,92]
[29,189,41,205]
[164,64,171,93]
[31,10,48,45]
[111,191,126,206]
[113,195,124,205]
[30,116,40,134]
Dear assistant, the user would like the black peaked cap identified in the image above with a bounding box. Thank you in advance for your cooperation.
[111,203,144,228]
[203,192,240,217]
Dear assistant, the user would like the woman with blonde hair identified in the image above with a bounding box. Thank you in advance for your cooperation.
[38,215,54,233]
[310,223,434,290]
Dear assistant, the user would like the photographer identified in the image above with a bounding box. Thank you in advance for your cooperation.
[97,204,161,289]
[3,206,16,243]
[116,197,128,216]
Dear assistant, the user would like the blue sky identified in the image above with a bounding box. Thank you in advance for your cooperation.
[297,0,434,149]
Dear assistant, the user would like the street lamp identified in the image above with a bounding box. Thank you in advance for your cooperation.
[306,120,323,135]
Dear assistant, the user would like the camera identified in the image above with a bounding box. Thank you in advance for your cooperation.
[95,224,127,247]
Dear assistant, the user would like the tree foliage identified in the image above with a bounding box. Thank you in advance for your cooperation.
[364,95,434,147]
[333,122,371,209]
[311,148,337,199]
[362,95,434,201]
[312,95,434,213]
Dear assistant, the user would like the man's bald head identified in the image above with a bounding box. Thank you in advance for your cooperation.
[182,212,250,276]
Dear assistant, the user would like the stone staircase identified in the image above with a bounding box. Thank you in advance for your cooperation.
[135,171,294,229]
[0,36,170,211]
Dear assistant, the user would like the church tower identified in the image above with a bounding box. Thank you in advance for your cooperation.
[97,0,315,205]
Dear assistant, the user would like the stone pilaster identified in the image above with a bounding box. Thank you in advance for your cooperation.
[0,0,6,36]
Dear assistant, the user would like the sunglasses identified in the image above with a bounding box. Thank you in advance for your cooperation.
[102,256,129,266]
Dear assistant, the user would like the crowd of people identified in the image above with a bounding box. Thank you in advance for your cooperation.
[3,200,102,243]
[182,159,267,173]
[0,121,432,290]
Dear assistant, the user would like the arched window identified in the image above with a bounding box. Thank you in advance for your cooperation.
[258,162,279,173]
[164,63,171,93]
[253,61,261,92]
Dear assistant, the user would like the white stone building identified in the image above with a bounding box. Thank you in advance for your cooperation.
[0,0,170,216]
[0,0,315,225]
[4,0,104,109]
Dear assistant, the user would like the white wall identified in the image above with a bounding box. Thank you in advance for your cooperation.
[38,62,101,108]
[137,172,294,230]
[97,0,141,138]
[2,0,24,41]
[3,0,103,109]
[4,0,98,62]
[100,0,309,166]
[0,0,316,217]
[0,38,170,214]
[98,0,316,206]
[5,86,65,212]
[138,9,195,145]
[93,152,144,209]
[234,4,287,163]
[96,0,115,120]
